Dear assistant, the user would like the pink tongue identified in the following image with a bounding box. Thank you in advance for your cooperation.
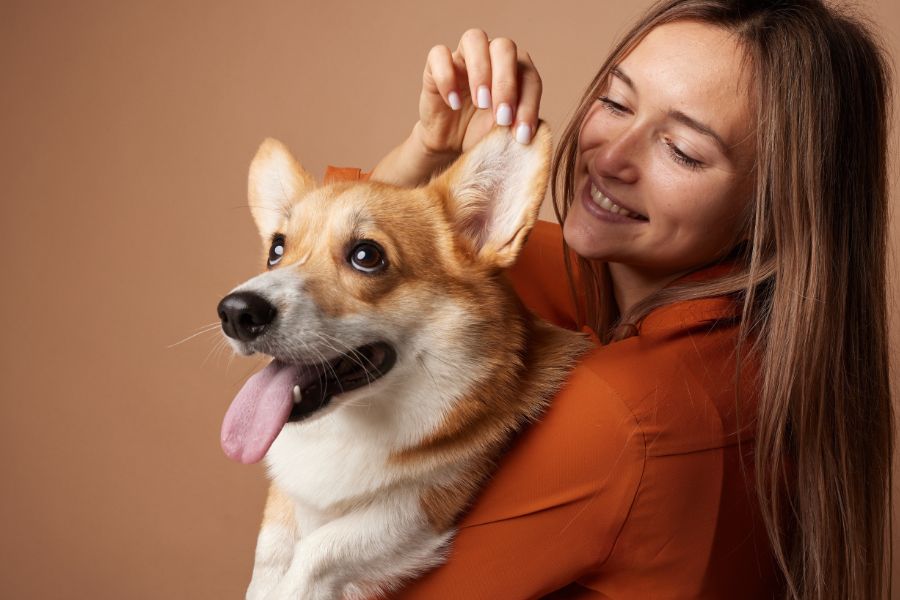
[221,361,297,464]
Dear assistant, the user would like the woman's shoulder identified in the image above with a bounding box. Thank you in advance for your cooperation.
[496,299,753,479]
[462,348,645,525]
[578,297,756,457]
[567,309,773,594]
[450,344,646,583]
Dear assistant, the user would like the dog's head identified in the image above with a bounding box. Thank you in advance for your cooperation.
[218,124,551,463]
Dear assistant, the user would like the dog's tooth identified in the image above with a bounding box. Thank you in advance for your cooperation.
[292,385,301,404]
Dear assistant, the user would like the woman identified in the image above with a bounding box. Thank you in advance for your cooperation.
[325,0,894,597]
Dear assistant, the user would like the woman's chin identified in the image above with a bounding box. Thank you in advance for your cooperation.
[562,204,614,261]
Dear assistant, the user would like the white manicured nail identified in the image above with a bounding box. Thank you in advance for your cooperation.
[496,103,512,126]
[448,91,461,111]
[476,85,491,109]
[515,122,532,144]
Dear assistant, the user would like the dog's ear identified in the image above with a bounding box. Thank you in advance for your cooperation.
[247,138,316,239]
[432,122,552,269]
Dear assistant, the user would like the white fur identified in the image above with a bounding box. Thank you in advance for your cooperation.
[228,266,490,599]
[248,138,315,238]
[246,523,296,600]
[448,131,545,260]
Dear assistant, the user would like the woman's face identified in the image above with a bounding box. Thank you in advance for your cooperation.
[564,20,756,278]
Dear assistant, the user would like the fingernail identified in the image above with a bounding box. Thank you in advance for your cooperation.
[476,85,491,109]
[515,122,532,144]
[448,91,461,111]
[496,103,512,126]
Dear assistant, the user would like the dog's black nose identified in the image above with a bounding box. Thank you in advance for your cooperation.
[217,292,277,341]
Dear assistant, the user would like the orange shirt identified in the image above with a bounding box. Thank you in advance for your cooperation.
[325,167,781,599]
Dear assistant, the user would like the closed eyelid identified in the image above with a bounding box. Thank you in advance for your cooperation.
[613,65,728,155]
[669,111,727,154]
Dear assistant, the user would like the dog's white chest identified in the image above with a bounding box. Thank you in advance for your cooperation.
[265,417,400,509]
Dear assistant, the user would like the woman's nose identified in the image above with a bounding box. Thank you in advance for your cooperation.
[592,127,640,184]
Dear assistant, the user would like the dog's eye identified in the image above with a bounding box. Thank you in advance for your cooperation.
[348,241,386,274]
[268,234,285,267]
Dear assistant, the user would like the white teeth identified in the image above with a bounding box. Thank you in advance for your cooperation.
[590,183,645,220]
[292,385,301,404]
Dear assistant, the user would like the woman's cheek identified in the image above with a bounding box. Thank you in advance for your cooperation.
[578,105,613,149]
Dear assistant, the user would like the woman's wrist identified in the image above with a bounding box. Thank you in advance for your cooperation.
[369,123,459,187]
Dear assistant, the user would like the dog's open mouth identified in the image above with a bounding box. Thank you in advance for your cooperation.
[220,342,396,464]
[288,342,397,422]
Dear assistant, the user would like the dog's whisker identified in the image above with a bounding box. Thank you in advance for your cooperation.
[309,333,366,381]
[214,340,234,369]
[416,355,446,402]
[316,332,380,385]
[201,337,228,368]
[226,346,239,370]
[240,203,283,213]
[313,333,377,386]
[341,397,373,407]
[297,340,327,386]
[311,345,343,388]
[167,324,222,349]
[192,320,223,332]
[419,349,456,370]
[290,339,334,391]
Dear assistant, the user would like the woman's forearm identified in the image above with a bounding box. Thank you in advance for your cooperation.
[369,122,459,187]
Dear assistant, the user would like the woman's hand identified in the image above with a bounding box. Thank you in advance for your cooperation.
[370,29,543,187]
[418,29,543,154]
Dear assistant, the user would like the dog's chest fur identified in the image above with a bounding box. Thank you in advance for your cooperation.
[265,311,588,534]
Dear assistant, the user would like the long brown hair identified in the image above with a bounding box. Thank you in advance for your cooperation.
[551,1,894,598]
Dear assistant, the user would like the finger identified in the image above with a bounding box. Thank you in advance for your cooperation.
[456,28,492,110]
[514,52,543,144]
[425,45,462,110]
[488,37,519,127]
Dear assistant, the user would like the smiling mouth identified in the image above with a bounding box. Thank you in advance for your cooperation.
[588,182,649,221]
[288,342,397,422]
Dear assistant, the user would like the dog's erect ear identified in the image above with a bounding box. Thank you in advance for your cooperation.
[247,138,316,238]
[432,122,552,269]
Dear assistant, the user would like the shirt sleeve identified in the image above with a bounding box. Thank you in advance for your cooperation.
[390,361,646,599]
[323,165,371,184]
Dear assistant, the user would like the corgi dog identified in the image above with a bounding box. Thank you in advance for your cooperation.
[217,123,590,600]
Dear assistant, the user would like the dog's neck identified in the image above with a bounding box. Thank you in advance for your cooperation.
[390,277,591,465]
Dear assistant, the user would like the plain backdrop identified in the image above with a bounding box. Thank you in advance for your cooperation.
[1,1,898,598]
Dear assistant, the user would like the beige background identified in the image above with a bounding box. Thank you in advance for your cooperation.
[1,1,897,598]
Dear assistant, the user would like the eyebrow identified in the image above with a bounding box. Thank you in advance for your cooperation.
[612,67,729,154]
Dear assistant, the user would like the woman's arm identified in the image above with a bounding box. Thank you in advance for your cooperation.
[367,123,460,188]
[391,365,644,598]
[367,29,543,187]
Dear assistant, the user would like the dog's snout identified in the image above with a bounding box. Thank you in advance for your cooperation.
[217,292,277,341]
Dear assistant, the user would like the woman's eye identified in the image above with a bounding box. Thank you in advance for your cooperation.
[598,96,629,115]
[664,140,704,171]
[268,234,285,267]
[348,240,387,274]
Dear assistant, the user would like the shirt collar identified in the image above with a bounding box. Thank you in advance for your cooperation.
[637,260,744,334]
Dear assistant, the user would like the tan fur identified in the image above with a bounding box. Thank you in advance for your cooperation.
[236,124,591,596]
[395,301,591,532]
[429,128,551,269]
[261,483,296,527]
